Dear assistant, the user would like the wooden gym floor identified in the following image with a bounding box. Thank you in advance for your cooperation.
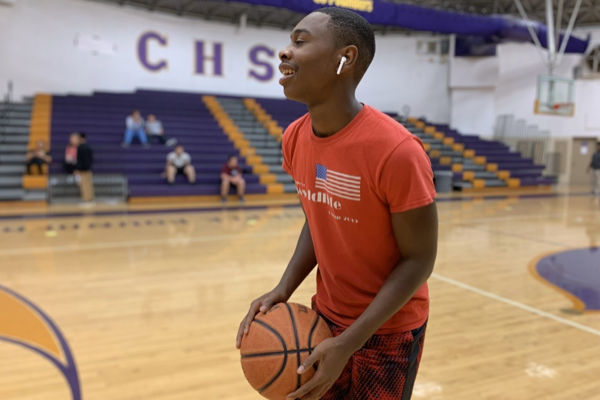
[0,189,599,400]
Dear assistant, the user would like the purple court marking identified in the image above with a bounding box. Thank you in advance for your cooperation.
[0,285,81,400]
[534,248,600,311]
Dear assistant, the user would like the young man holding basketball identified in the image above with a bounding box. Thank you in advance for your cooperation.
[236,7,437,400]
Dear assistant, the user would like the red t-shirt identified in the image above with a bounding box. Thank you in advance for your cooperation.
[222,164,242,177]
[282,105,436,334]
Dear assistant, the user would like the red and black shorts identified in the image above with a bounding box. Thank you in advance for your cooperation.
[312,301,427,400]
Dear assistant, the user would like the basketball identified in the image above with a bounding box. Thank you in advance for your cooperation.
[240,302,333,400]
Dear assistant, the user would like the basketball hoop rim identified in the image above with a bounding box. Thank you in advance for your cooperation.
[534,100,575,117]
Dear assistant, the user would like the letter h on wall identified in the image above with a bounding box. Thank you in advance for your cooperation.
[195,41,223,76]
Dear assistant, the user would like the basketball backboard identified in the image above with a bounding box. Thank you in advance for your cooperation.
[534,75,575,116]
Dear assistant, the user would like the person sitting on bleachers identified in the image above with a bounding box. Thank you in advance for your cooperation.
[122,110,149,148]
[25,140,52,175]
[146,114,177,147]
[221,155,245,203]
[163,145,195,185]
[63,133,79,175]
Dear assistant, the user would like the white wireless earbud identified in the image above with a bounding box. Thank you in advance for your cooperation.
[337,56,347,75]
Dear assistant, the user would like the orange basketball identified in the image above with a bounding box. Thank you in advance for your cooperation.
[240,302,333,400]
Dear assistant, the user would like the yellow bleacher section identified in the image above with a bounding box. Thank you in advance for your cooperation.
[22,94,52,190]
[407,117,521,190]
[242,99,283,143]
[202,96,283,194]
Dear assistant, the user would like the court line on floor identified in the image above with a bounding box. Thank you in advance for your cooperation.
[0,231,300,256]
[458,226,569,247]
[0,192,591,221]
[0,203,302,221]
[439,209,600,225]
[435,192,591,203]
[431,273,600,338]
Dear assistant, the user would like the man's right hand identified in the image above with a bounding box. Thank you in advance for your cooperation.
[236,288,290,349]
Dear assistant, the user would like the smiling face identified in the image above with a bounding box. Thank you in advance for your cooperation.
[278,12,339,104]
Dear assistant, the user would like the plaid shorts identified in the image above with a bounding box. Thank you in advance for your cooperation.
[313,301,427,400]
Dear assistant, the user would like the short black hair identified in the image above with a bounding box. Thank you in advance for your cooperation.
[315,7,375,82]
[79,132,87,139]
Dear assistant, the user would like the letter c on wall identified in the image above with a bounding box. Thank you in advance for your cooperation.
[138,31,168,72]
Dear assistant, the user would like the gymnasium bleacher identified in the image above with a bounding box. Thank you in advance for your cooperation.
[48,90,271,199]
[403,120,555,190]
[0,100,33,201]
[258,99,554,191]
[2,89,551,202]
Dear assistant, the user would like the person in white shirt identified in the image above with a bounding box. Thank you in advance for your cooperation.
[164,145,195,184]
[146,114,177,147]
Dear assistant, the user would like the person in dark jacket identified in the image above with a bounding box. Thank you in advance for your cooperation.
[588,142,600,196]
[75,132,95,203]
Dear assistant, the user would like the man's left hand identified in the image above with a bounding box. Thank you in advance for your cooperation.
[286,336,354,400]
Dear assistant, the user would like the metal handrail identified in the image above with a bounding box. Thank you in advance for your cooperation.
[493,114,552,173]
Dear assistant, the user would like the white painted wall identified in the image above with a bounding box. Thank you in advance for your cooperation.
[449,53,498,137]
[494,42,585,137]
[450,88,496,136]
[450,55,499,88]
[448,31,600,185]
[0,0,450,122]
[449,28,600,140]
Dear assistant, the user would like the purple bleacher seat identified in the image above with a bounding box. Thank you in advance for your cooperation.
[256,98,307,130]
[49,90,266,197]
[418,119,551,188]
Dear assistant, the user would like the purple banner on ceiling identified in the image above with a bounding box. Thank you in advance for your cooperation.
[224,0,589,54]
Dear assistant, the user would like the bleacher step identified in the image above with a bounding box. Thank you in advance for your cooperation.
[1,144,28,153]
[0,188,24,200]
[0,176,23,187]
[23,190,48,201]
[0,127,29,135]
[0,136,29,144]
[0,165,25,174]
[0,154,26,163]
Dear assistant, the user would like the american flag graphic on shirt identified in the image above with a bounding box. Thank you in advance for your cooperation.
[315,164,361,201]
